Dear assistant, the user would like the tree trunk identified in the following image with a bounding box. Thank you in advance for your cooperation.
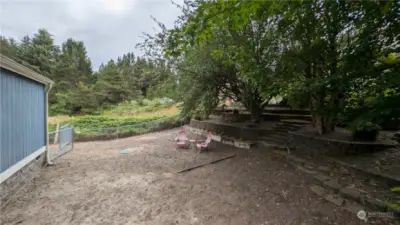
[250,101,263,123]
[311,96,336,135]
[314,115,335,135]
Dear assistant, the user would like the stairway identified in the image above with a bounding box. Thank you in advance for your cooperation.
[274,150,400,222]
[258,119,311,149]
[258,118,400,221]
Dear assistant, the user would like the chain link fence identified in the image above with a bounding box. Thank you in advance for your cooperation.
[48,123,74,161]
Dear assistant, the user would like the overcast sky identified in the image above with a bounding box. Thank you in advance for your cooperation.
[0,0,182,70]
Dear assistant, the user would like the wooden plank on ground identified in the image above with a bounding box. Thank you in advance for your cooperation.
[175,153,237,174]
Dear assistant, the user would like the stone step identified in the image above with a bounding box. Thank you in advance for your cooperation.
[311,172,392,214]
[259,137,286,146]
[274,150,400,216]
[280,119,312,125]
[331,159,400,188]
[263,113,313,122]
[274,122,305,128]
[267,130,291,135]
[309,185,367,216]
[258,140,288,151]
[260,133,287,139]
[184,125,257,149]
[264,109,311,115]
[271,126,300,132]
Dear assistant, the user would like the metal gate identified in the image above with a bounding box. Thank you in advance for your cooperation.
[48,123,74,161]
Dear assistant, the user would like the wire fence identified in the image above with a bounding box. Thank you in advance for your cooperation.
[48,123,74,160]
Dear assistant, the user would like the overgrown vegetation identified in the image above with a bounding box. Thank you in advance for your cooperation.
[104,98,176,117]
[73,115,184,138]
[385,187,400,214]
[139,0,399,135]
[48,114,186,141]
[48,98,181,138]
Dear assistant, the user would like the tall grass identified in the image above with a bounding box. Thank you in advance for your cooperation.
[48,98,181,134]
[105,98,177,117]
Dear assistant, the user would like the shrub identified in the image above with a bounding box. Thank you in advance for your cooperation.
[104,98,177,116]
[349,120,381,132]
[193,114,202,120]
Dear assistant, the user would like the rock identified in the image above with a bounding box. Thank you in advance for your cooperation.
[310,185,327,196]
[296,165,317,175]
[314,174,330,182]
[340,167,350,175]
[340,187,361,201]
[323,179,342,191]
[306,165,314,170]
[325,194,345,206]
[287,155,306,165]
[394,131,400,143]
[365,196,387,212]
[317,166,331,173]
[343,200,365,215]
[368,179,379,187]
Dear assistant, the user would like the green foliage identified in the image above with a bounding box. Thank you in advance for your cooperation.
[385,200,400,213]
[49,114,174,133]
[104,98,175,116]
[1,29,177,116]
[72,115,184,138]
[48,97,180,135]
[139,0,400,132]
[193,114,202,121]
[392,187,400,192]
[3,0,400,136]
[349,121,381,132]
[384,187,400,214]
[70,115,162,129]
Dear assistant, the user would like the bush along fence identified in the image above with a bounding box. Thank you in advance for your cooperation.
[59,116,189,142]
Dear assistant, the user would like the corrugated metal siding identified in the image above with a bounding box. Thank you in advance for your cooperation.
[1,68,46,173]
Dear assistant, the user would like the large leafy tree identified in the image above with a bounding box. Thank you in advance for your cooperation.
[140,1,281,121]
[276,1,400,133]
[141,0,399,132]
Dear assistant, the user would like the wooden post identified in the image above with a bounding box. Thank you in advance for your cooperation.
[53,122,60,144]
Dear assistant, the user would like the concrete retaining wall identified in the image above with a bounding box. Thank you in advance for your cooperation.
[211,111,312,122]
[189,119,261,140]
[185,125,255,149]
[0,152,46,207]
[213,108,310,116]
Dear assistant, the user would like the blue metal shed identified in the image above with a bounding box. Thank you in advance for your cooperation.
[0,55,53,183]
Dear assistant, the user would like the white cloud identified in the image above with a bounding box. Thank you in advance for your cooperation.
[0,0,181,69]
[101,0,136,14]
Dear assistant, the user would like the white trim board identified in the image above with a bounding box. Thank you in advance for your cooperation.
[0,146,46,184]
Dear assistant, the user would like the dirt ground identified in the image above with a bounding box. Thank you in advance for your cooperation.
[0,128,381,225]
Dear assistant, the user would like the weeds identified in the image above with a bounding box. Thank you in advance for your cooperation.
[48,98,186,139]
[105,98,176,117]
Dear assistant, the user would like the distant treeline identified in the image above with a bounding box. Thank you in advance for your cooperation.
[1,29,177,115]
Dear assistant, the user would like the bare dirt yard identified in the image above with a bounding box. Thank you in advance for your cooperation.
[0,128,389,225]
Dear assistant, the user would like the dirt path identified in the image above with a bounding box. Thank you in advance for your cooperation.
[1,128,376,225]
